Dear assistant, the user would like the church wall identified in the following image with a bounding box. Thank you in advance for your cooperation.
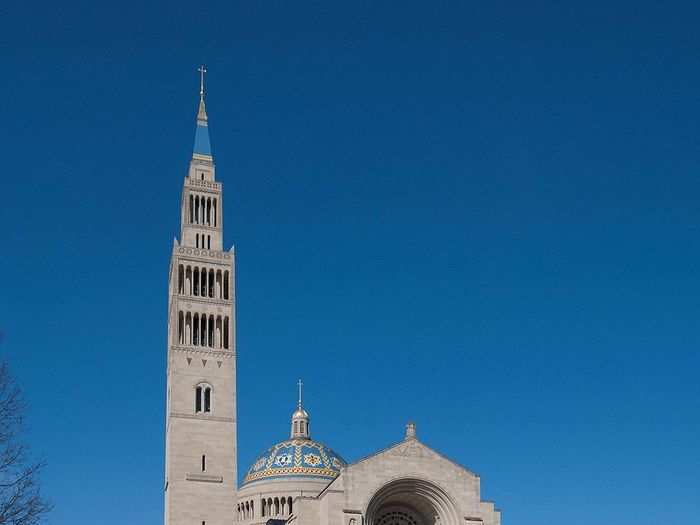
[339,439,487,524]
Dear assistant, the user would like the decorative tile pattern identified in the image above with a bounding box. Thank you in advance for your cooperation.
[242,438,346,486]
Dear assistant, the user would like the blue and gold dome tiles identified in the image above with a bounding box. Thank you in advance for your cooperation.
[242,438,346,486]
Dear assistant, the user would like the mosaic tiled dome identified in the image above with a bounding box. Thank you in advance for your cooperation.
[241,438,346,487]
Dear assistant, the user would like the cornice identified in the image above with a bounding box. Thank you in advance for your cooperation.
[171,412,235,424]
[173,295,234,307]
[172,246,234,262]
[171,345,236,358]
[170,412,236,423]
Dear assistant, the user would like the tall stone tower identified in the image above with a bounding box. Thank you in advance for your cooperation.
[164,70,237,525]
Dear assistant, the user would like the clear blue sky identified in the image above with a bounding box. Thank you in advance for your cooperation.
[1,1,699,523]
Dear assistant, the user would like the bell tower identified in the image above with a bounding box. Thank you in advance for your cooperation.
[164,67,237,525]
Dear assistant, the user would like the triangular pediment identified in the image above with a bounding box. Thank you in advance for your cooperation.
[349,438,477,478]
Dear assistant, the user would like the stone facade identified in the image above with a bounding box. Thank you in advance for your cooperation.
[164,80,501,525]
[164,92,238,525]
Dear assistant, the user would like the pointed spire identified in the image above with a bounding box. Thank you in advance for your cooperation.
[193,65,212,159]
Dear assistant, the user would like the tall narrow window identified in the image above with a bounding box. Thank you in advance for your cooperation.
[223,317,229,349]
[189,194,194,224]
[201,454,206,472]
[213,198,217,227]
[223,271,229,300]
[204,386,211,412]
[195,386,202,412]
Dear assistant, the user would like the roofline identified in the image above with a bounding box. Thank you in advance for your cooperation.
[349,437,480,478]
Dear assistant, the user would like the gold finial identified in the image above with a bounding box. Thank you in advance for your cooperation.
[198,65,207,99]
[297,379,303,409]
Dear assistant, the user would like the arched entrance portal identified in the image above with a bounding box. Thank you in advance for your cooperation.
[365,478,460,525]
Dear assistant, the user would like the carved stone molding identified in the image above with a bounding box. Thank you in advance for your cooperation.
[171,412,235,423]
[172,346,235,358]
[186,473,223,483]
[390,441,426,458]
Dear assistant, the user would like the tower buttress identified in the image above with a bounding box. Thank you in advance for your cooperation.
[164,68,237,525]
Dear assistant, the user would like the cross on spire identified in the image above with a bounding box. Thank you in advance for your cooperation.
[297,379,303,408]
[198,65,207,99]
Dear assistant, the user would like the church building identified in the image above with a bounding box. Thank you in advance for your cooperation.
[164,71,502,525]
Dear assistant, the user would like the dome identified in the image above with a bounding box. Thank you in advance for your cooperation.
[241,438,346,487]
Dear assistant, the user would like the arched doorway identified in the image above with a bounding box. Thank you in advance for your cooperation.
[365,478,459,525]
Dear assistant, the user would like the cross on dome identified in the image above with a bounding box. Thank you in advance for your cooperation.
[298,378,303,409]
[291,379,310,439]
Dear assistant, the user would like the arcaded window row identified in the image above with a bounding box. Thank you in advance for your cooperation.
[177,264,230,300]
[236,497,294,521]
[189,194,217,227]
[262,497,293,518]
[177,311,230,350]
[237,500,254,521]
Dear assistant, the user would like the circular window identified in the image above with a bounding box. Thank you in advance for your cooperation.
[377,510,420,525]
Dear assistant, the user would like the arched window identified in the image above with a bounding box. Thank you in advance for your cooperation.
[178,265,184,294]
[223,271,229,300]
[288,497,293,515]
[261,499,266,517]
[189,194,194,224]
[213,198,217,227]
[204,387,211,412]
[195,386,202,412]
[223,317,229,349]
[195,383,212,413]
[193,267,199,296]
[177,311,184,345]
[193,313,199,345]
